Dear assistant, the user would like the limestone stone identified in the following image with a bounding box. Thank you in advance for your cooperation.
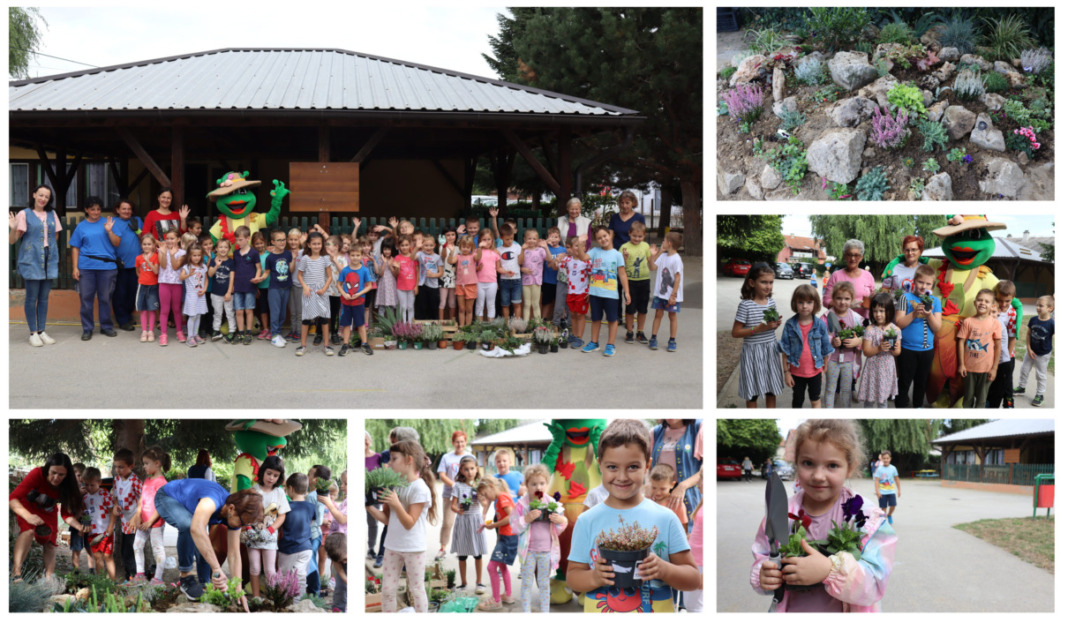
[288,599,327,613]
[718,166,745,196]
[760,164,782,190]
[745,176,764,200]
[730,54,767,87]
[978,158,1026,198]
[828,51,878,92]
[927,100,949,122]
[922,90,934,107]
[772,67,785,103]
[983,93,1006,111]
[772,96,798,118]
[922,172,954,201]
[805,127,867,184]
[920,26,944,49]
[828,96,876,128]
[1021,162,1055,201]
[856,74,899,109]
[170,603,223,613]
[959,54,992,71]
[943,106,977,141]
[938,47,960,61]
[969,113,1005,152]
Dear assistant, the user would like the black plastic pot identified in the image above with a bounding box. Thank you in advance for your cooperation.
[783,544,833,590]
[35,524,52,537]
[923,299,933,312]
[481,342,494,352]
[597,546,648,589]
[550,343,559,353]
[466,341,477,350]
[538,343,549,354]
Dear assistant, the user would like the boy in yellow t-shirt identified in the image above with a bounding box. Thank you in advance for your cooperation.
[620,221,653,344]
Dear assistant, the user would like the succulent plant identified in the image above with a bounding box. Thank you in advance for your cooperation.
[596,516,659,552]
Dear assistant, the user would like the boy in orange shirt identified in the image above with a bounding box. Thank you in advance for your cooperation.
[957,289,1002,408]
[648,464,688,532]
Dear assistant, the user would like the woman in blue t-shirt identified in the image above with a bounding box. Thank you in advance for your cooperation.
[69,196,121,340]
[145,480,263,603]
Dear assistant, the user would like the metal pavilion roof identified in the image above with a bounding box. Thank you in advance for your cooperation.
[922,237,1048,262]
[471,421,552,446]
[932,419,1055,445]
[9,48,641,119]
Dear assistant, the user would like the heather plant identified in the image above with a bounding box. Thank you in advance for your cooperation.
[596,516,659,551]
[936,12,978,55]
[870,106,910,149]
[887,83,926,117]
[777,109,806,132]
[794,56,826,86]
[262,568,302,610]
[922,158,941,174]
[983,71,1009,92]
[854,167,890,201]
[1021,48,1052,74]
[723,83,765,133]
[754,135,808,195]
[877,21,913,46]
[979,15,1036,63]
[953,70,986,101]
[914,117,949,152]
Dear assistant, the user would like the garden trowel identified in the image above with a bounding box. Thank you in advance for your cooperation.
[765,471,789,612]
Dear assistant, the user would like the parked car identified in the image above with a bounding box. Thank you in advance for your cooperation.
[775,262,795,279]
[793,263,813,279]
[773,459,796,481]
[717,458,743,480]
[723,258,752,277]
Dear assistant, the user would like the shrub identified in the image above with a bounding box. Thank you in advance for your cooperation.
[855,41,872,54]
[10,580,53,613]
[946,147,967,163]
[746,28,788,55]
[1003,98,1051,132]
[777,109,806,131]
[922,158,941,173]
[979,15,1036,63]
[754,135,809,195]
[914,117,949,152]
[1021,48,1052,74]
[803,7,870,52]
[870,106,910,149]
[953,70,986,101]
[855,167,890,201]
[794,56,827,86]
[936,12,977,55]
[723,83,765,133]
[719,66,737,80]
[877,21,913,45]
[887,83,926,117]
[809,84,844,104]
[984,71,1009,92]
[1006,125,1041,159]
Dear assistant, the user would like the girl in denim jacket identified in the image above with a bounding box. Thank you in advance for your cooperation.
[751,419,896,612]
[779,285,833,408]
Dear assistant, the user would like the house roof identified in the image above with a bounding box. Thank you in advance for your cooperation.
[932,419,1055,445]
[922,237,1048,262]
[782,235,825,258]
[9,48,642,121]
[1008,236,1055,254]
[471,421,552,446]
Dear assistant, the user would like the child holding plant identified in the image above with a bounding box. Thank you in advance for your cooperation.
[567,419,698,613]
[779,284,833,409]
[244,455,289,598]
[732,263,784,408]
[857,293,900,408]
[822,281,864,409]
[366,441,436,613]
[511,463,567,612]
[894,262,942,408]
[451,455,488,592]
[476,477,518,610]
[753,419,896,612]
[82,466,117,580]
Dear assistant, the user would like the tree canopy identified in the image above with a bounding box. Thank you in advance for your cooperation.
[717,215,785,263]
[364,419,520,459]
[856,418,988,471]
[809,215,946,274]
[716,419,782,462]
[9,7,45,79]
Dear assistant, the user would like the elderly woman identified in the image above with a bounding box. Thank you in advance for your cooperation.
[882,235,926,295]
[556,197,593,251]
[9,185,62,347]
[69,196,122,340]
[10,453,88,582]
[110,198,145,331]
[822,239,876,320]
[143,479,263,601]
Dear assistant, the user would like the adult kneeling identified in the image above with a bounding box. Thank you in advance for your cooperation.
[9,452,88,581]
[144,479,263,603]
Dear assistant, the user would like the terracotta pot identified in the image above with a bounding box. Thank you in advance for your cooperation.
[452,341,465,350]
[438,340,449,349]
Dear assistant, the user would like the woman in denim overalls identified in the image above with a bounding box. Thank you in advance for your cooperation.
[9,185,61,347]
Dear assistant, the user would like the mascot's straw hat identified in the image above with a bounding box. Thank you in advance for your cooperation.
[207,171,261,198]
[225,419,302,436]
[933,215,1006,237]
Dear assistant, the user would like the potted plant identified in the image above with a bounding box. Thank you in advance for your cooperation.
[365,467,410,504]
[391,321,409,350]
[595,517,659,590]
[424,323,447,349]
[883,327,898,350]
[528,492,562,521]
[314,477,333,496]
[763,308,781,324]
[508,316,529,337]
[533,326,552,354]
[458,492,475,512]
[480,329,497,352]
[919,292,934,312]
[780,496,868,589]
[368,326,386,350]
[452,330,466,350]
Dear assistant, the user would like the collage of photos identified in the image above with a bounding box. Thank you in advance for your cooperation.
[362,418,704,613]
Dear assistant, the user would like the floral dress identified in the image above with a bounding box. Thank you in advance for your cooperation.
[856,325,898,405]
[182,264,208,315]
[376,257,399,308]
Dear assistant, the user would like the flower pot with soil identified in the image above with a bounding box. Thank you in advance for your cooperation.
[919,293,934,312]
[480,330,496,352]
[595,517,659,590]
[365,467,411,503]
[528,495,562,522]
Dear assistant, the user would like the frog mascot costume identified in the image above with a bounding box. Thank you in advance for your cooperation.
[225,419,303,492]
[206,171,290,247]
[882,215,1022,407]
[542,419,606,605]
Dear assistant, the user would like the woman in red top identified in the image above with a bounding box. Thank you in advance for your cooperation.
[10,453,87,581]
[142,187,190,241]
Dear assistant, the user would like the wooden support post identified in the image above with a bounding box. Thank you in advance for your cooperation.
[431,160,465,198]
[171,125,185,208]
[557,128,572,216]
[501,129,560,196]
[318,124,330,230]
[117,128,171,188]
[350,127,388,164]
[463,157,477,210]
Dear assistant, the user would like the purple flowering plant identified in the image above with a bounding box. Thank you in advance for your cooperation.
[870,106,909,149]
[723,83,764,133]
[811,494,869,561]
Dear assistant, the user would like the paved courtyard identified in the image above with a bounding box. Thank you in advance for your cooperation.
[717,478,1054,612]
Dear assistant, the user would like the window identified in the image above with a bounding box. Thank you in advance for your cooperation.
[9,163,29,208]
[86,162,121,208]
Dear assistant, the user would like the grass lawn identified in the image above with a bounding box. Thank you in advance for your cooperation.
[954,517,1054,573]
[1014,315,1055,374]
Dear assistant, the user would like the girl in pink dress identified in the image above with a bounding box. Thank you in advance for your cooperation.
[857,293,901,408]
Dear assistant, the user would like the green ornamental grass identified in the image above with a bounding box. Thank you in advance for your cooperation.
[365,466,411,494]
[979,15,1036,63]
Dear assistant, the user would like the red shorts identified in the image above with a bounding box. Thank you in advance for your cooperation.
[567,293,589,315]
[456,283,477,300]
[89,533,114,556]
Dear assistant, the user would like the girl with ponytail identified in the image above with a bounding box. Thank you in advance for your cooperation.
[132,446,171,584]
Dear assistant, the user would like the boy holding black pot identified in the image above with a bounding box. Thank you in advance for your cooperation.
[566,419,699,612]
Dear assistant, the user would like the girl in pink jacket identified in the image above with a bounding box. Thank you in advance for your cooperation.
[751,419,896,612]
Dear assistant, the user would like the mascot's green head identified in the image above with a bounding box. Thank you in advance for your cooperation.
[226,419,303,462]
[207,171,262,220]
[559,418,606,448]
[933,215,1006,270]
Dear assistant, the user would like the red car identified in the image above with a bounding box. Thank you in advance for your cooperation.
[717,458,743,480]
[723,258,752,277]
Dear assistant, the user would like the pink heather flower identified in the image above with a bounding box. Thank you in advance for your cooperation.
[870,106,909,149]
[723,83,764,122]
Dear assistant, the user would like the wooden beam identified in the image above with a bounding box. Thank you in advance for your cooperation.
[35,144,58,191]
[349,127,388,164]
[502,129,560,196]
[318,125,331,230]
[117,127,170,188]
[431,160,465,198]
[463,157,477,210]
[171,125,184,207]
[128,167,151,197]
[557,128,572,215]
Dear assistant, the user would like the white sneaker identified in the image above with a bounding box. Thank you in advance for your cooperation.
[271,335,287,348]
[38,331,56,345]
[28,333,43,347]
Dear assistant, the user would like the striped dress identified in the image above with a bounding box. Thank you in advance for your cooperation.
[299,254,333,320]
[737,298,785,401]
[450,481,487,556]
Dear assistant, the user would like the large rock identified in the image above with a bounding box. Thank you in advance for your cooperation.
[828,96,876,128]
[717,166,745,196]
[857,74,899,109]
[984,93,1006,111]
[969,113,1005,152]
[745,176,764,200]
[920,26,944,49]
[806,127,867,184]
[927,100,949,122]
[772,96,798,118]
[993,60,1027,87]
[979,158,1026,198]
[932,61,956,84]
[943,106,977,140]
[170,602,223,613]
[730,54,767,87]
[960,54,992,71]
[1021,162,1055,201]
[760,164,782,190]
[772,67,785,103]
[828,51,879,92]
[922,172,954,201]
[288,599,327,613]
[938,46,961,61]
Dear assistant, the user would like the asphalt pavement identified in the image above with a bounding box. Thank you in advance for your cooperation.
[717,478,1054,612]
[9,257,702,409]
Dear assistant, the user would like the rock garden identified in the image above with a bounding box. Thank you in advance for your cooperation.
[717,7,1055,200]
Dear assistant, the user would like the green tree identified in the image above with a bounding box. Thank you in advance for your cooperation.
[484,7,703,254]
[810,214,945,274]
[9,7,45,79]
[364,419,520,459]
[717,215,784,263]
[716,419,782,462]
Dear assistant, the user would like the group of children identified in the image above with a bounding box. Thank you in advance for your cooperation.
[368,420,703,614]
[734,261,1054,408]
[68,450,348,612]
[127,208,685,359]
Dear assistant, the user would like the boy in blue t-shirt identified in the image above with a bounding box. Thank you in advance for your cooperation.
[873,451,901,524]
[894,264,942,409]
[566,419,698,613]
[338,245,374,357]
[1015,294,1055,406]
[207,237,237,343]
[575,226,630,357]
[279,473,316,599]
[264,229,296,348]
[541,226,567,324]
[492,448,526,502]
